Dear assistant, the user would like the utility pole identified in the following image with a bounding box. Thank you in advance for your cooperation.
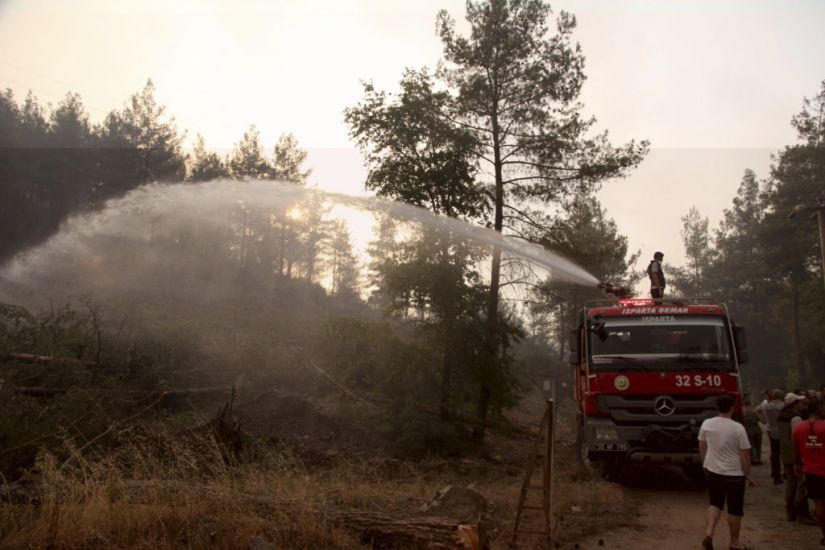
[788,197,825,293]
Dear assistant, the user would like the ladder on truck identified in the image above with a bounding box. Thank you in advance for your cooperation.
[510,399,555,548]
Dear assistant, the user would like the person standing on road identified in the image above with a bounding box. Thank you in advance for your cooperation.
[742,400,763,465]
[754,389,770,421]
[754,389,771,457]
[794,399,825,546]
[647,251,666,302]
[780,393,815,523]
[760,389,785,484]
[699,394,754,550]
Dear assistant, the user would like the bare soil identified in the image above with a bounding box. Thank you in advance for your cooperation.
[568,436,822,550]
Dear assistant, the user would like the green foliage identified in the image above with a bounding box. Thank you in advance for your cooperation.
[669,207,714,296]
[271,133,312,184]
[188,134,228,182]
[531,195,640,351]
[345,0,648,440]
[676,81,825,389]
[315,315,487,456]
[345,69,484,219]
[326,221,361,298]
[226,128,312,183]
[377,406,470,457]
[104,79,187,182]
[0,81,189,265]
[0,302,154,478]
[436,0,648,205]
[227,124,271,179]
[438,0,647,436]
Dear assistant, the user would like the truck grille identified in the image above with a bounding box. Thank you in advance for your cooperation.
[603,394,720,426]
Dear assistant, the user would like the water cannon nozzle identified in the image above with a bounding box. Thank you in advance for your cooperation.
[600,282,633,300]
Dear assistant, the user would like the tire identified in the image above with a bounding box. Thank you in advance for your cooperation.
[577,417,625,480]
[575,417,598,472]
[683,465,707,487]
[600,458,625,481]
[575,421,588,467]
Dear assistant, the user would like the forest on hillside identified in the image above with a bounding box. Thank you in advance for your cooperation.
[2,78,823,401]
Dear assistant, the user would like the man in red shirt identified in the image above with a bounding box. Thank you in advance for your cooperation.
[794,399,825,545]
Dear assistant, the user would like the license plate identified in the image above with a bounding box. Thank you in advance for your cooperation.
[594,442,627,451]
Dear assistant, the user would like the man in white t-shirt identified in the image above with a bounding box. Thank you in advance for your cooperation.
[698,394,755,550]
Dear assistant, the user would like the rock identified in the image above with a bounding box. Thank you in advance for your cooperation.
[419,486,488,522]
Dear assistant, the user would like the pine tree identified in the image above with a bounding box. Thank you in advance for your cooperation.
[436,0,648,438]
[670,207,713,296]
[227,124,271,179]
[102,79,186,182]
[271,133,311,184]
[188,134,228,182]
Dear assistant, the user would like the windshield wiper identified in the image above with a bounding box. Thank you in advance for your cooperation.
[680,365,721,372]
[674,355,725,365]
[592,356,650,371]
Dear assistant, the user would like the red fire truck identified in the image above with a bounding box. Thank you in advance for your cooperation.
[571,296,748,481]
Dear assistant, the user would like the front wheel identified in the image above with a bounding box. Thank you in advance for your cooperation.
[600,458,625,481]
[576,429,624,480]
[683,464,707,487]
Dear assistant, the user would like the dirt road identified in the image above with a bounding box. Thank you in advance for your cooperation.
[570,444,822,549]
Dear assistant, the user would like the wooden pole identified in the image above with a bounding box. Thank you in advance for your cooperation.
[510,399,555,548]
[544,399,555,546]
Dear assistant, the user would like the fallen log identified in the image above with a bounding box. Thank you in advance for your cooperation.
[2,481,486,549]
[325,508,484,549]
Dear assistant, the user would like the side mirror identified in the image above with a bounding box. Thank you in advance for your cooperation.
[734,326,747,349]
[569,351,579,365]
[589,320,608,342]
[734,326,748,364]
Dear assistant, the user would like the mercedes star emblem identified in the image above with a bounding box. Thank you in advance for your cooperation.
[654,395,676,416]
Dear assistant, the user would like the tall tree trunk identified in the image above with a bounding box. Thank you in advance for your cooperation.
[277,210,287,276]
[475,108,504,442]
[306,237,317,283]
[440,317,455,420]
[439,239,455,421]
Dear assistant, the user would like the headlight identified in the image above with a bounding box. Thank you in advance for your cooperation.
[594,426,620,441]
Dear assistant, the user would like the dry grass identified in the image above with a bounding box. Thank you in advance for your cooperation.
[0,429,495,549]
[0,429,368,549]
[0,408,627,550]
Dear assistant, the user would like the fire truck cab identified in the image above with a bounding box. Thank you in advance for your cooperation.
[571,297,748,481]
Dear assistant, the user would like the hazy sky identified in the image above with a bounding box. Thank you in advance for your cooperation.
[1,0,824,270]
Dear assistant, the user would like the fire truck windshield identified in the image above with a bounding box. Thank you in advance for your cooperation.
[589,315,734,371]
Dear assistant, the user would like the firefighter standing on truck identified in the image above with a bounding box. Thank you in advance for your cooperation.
[647,251,665,301]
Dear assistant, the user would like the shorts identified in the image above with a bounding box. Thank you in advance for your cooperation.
[705,470,746,516]
[806,473,825,501]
